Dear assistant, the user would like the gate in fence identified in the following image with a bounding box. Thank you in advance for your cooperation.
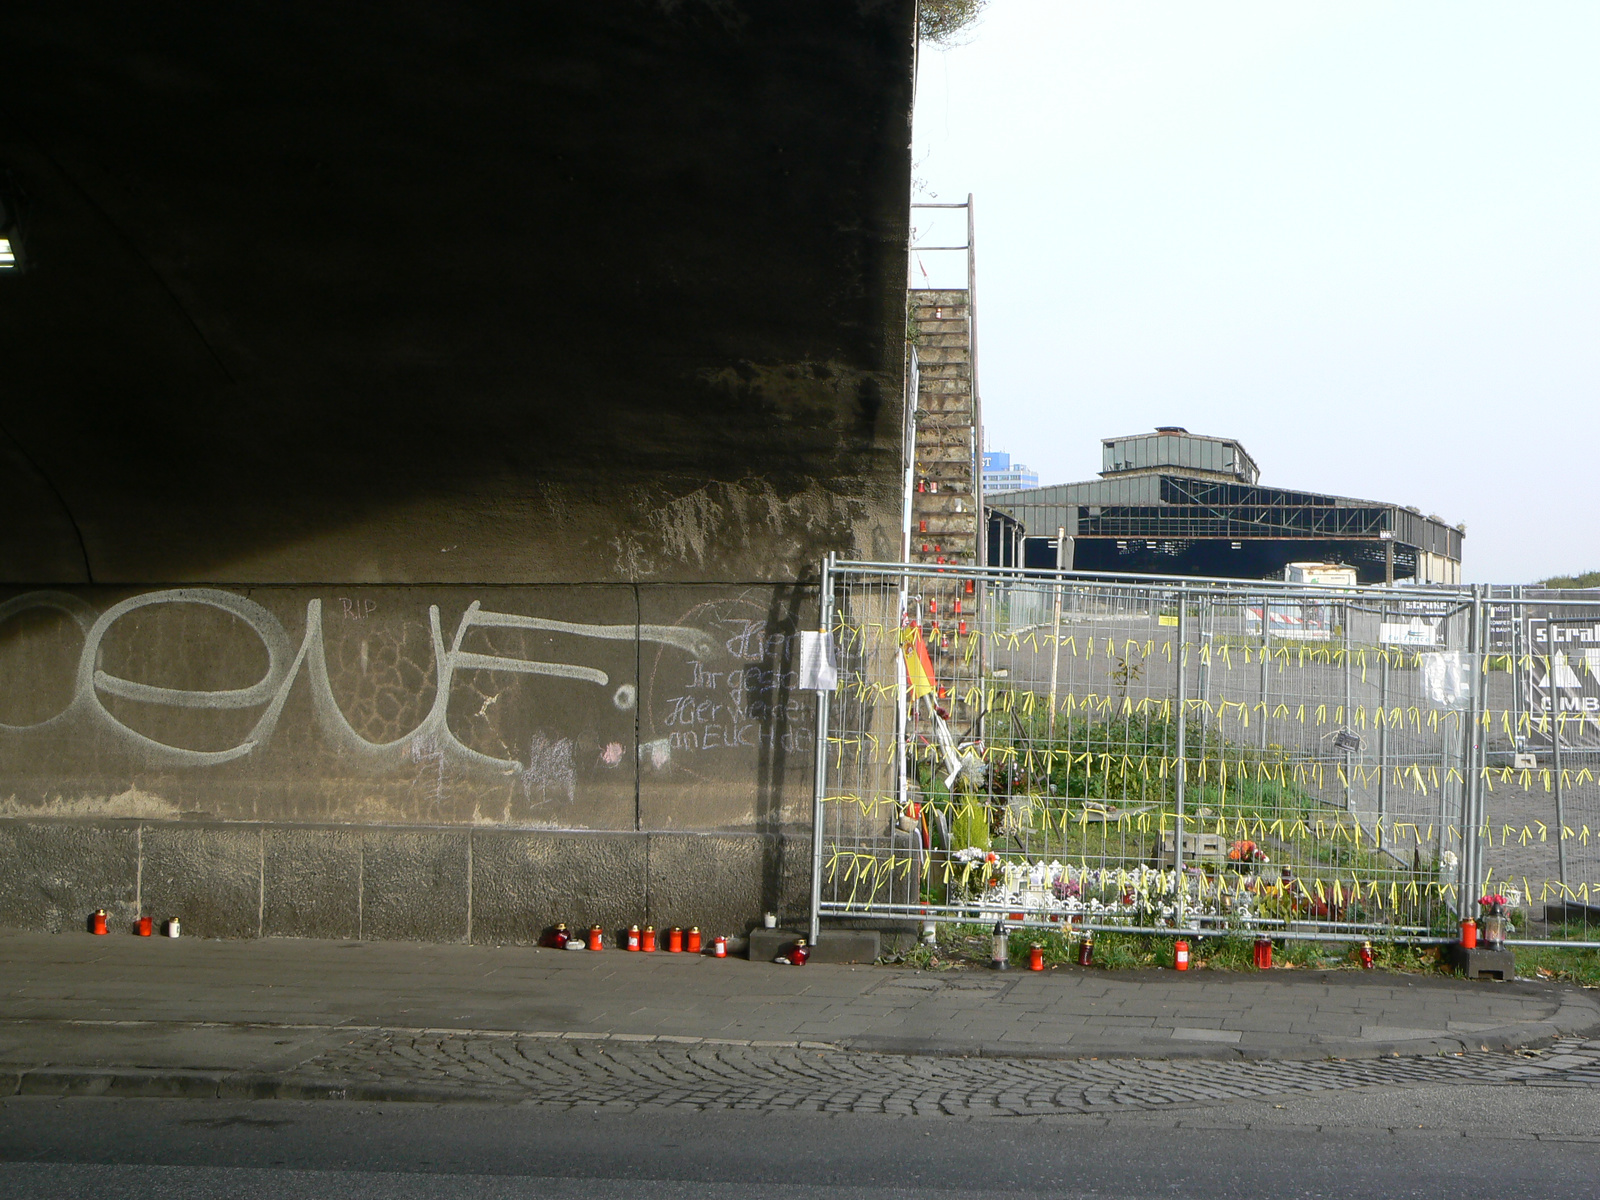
[808,558,1600,947]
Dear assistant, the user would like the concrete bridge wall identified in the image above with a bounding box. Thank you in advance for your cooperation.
[0,2,915,938]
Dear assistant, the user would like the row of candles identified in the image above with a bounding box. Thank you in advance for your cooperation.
[548,922,729,957]
[89,910,179,937]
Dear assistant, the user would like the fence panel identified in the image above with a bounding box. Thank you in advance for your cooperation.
[813,559,1517,943]
[1480,591,1600,944]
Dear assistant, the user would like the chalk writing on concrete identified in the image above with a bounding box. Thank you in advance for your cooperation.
[0,589,717,777]
[659,644,812,755]
[519,733,576,806]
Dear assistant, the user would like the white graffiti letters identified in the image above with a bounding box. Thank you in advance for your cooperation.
[0,589,696,774]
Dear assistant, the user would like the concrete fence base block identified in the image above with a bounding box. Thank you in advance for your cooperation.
[1448,944,1515,981]
[747,927,879,963]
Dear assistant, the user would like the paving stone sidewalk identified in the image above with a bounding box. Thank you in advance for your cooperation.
[12,1030,1600,1118]
[1,931,1597,1110]
[235,1030,1600,1116]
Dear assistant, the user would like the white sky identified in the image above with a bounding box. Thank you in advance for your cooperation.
[911,1,1600,583]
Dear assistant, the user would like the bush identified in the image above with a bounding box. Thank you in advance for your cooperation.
[920,0,987,46]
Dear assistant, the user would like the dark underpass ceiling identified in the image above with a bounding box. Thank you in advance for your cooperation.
[0,1,914,584]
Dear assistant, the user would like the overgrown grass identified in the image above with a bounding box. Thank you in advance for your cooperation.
[1510,945,1600,987]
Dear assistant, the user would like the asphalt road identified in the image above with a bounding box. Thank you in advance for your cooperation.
[4,1084,1600,1200]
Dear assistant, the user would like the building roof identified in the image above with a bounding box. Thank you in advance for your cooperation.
[1100,429,1259,485]
[990,467,1461,562]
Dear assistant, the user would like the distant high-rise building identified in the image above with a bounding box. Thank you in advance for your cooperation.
[981,450,1038,493]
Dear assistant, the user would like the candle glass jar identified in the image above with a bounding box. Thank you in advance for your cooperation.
[1481,903,1507,950]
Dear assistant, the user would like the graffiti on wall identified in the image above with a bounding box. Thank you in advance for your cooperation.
[0,590,809,797]
[657,620,813,756]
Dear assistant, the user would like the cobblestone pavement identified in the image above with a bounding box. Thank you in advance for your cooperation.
[284,1029,1600,1117]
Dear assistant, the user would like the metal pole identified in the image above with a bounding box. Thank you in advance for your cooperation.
[1343,603,1353,812]
[894,582,910,819]
[1195,595,1212,840]
[1377,599,1390,850]
[963,200,986,743]
[1046,527,1065,745]
[1258,594,1270,752]
[1436,599,1464,886]
[1553,619,1569,892]
[1174,591,1188,923]
[901,348,918,564]
[1461,585,1485,920]
[966,196,984,571]
[808,553,836,947]
[1510,587,1523,754]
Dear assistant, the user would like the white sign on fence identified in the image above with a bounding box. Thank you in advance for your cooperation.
[1380,619,1438,646]
[1420,650,1468,707]
[795,631,838,691]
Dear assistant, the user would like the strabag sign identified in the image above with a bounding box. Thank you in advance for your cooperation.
[1526,618,1600,751]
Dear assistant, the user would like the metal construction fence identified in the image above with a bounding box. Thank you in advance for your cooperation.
[808,559,1600,947]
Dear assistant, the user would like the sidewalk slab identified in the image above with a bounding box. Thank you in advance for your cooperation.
[0,930,1596,1093]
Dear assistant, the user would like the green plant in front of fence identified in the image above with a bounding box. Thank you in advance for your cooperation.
[881,921,1485,976]
[1089,930,1168,969]
[905,686,1447,932]
[1006,925,1079,966]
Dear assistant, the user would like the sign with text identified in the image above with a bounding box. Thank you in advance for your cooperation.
[1525,618,1600,751]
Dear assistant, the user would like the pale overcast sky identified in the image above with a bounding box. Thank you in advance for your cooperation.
[911,2,1600,583]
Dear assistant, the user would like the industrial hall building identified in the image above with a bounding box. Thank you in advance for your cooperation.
[986,428,1463,586]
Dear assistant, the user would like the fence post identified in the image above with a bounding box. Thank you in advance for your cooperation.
[1046,527,1065,744]
[1174,590,1188,924]
[1258,593,1270,751]
[1196,595,1212,769]
[808,553,835,947]
[1460,584,1486,920]
[1377,596,1390,850]
[1553,611,1569,893]
[1510,587,1524,755]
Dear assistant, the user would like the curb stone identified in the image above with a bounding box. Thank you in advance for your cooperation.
[841,1016,1600,1063]
[3,1068,514,1105]
[225,1077,512,1105]
[14,1067,226,1099]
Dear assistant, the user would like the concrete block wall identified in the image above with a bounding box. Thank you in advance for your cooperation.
[0,583,819,939]
[0,820,809,942]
